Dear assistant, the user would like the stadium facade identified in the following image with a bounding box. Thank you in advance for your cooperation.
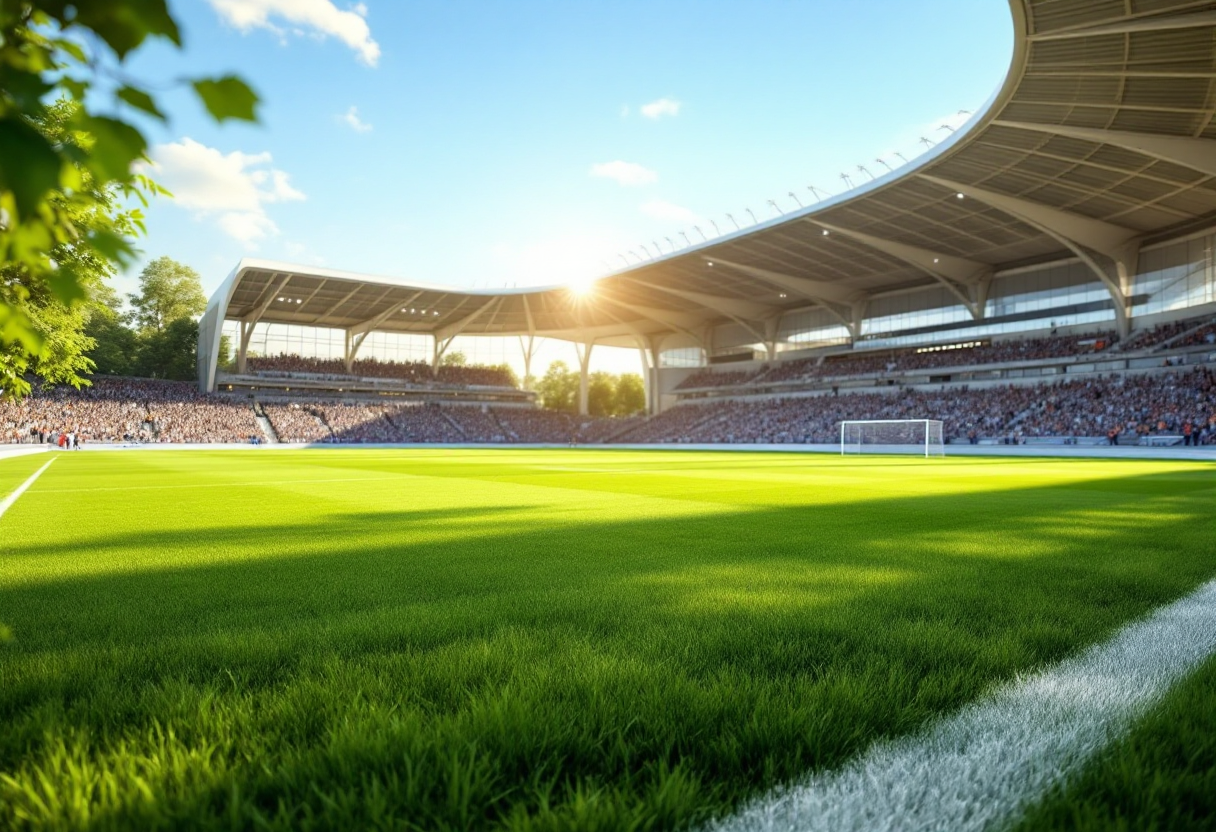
[199,0,1216,413]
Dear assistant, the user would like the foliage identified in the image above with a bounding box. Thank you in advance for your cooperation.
[587,371,616,417]
[542,364,645,416]
[536,359,579,412]
[0,452,1213,829]
[0,0,258,400]
[616,373,646,415]
[493,362,520,389]
[132,316,197,380]
[439,350,467,367]
[126,257,206,333]
[87,310,198,381]
[85,307,138,376]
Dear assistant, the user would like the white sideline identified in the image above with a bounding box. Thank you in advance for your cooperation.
[706,579,1216,832]
[0,457,56,521]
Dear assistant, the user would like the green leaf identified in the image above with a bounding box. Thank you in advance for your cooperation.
[0,117,62,220]
[192,76,260,123]
[0,66,55,111]
[73,0,182,59]
[77,115,147,183]
[86,228,136,265]
[46,264,92,306]
[0,303,45,358]
[116,85,166,121]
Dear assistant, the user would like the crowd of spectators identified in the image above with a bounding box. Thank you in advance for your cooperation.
[578,415,645,444]
[262,402,331,443]
[446,406,509,443]
[321,404,397,443]
[493,408,578,443]
[149,389,261,444]
[383,404,466,443]
[1,378,261,445]
[1016,369,1216,442]
[677,368,762,390]
[619,367,1216,446]
[677,331,1119,391]
[1120,316,1216,352]
[1174,320,1216,349]
[6,366,1213,447]
[245,354,516,389]
[1,378,156,444]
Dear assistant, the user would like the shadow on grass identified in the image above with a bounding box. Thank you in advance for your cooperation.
[0,467,1213,831]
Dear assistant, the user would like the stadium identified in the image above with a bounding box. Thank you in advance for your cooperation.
[2,0,1216,830]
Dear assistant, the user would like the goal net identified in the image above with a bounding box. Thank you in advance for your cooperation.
[839,419,945,457]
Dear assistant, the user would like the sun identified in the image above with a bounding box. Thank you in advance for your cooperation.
[567,276,598,298]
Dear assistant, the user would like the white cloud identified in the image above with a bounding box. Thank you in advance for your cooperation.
[145,138,306,246]
[208,0,380,66]
[339,105,372,133]
[639,199,698,224]
[640,97,681,119]
[589,160,657,187]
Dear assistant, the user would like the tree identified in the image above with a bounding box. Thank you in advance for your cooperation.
[587,371,616,417]
[134,316,197,381]
[128,257,206,333]
[493,363,520,389]
[85,308,138,376]
[0,1,259,400]
[1,100,131,396]
[440,350,467,367]
[615,373,646,416]
[536,360,579,412]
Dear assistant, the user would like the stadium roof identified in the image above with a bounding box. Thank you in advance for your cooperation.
[203,0,1216,373]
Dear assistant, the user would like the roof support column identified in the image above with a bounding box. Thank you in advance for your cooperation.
[575,340,594,417]
[763,315,782,361]
[635,333,664,416]
[849,300,868,343]
[432,335,454,375]
[519,335,540,390]
[237,320,256,373]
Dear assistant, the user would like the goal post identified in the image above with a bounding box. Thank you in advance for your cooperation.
[839,419,945,457]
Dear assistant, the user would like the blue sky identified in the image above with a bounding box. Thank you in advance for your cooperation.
[118,0,1012,372]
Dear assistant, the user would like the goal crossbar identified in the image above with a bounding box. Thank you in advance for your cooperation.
[839,419,945,457]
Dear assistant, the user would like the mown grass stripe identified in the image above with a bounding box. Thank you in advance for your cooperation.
[707,579,1216,832]
[0,457,55,521]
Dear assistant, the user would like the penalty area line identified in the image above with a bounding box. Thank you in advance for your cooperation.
[705,578,1216,832]
[0,457,56,522]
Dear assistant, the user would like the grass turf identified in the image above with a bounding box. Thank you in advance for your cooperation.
[1011,652,1216,832]
[0,449,1213,831]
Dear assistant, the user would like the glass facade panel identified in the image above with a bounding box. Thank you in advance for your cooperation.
[1133,233,1215,317]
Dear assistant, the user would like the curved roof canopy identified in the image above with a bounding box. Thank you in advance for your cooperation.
[205,0,1216,359]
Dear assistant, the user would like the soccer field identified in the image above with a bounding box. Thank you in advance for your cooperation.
[1,449,1214,830]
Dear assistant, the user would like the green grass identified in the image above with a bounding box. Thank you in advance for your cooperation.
[0,449,1213,831]
[1012,654,1216,832]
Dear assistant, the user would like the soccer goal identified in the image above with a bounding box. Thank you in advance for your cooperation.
[839,419,945,457]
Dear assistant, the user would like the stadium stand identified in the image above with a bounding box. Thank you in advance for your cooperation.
[678,330,1121,391]
[5,338,1215,447]
[246,354,516,389]
[621,367,1216,446]
[263,402,331,443]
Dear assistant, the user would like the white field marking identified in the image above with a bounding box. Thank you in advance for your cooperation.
[0,457,56,520]
[706,579,1216,832]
